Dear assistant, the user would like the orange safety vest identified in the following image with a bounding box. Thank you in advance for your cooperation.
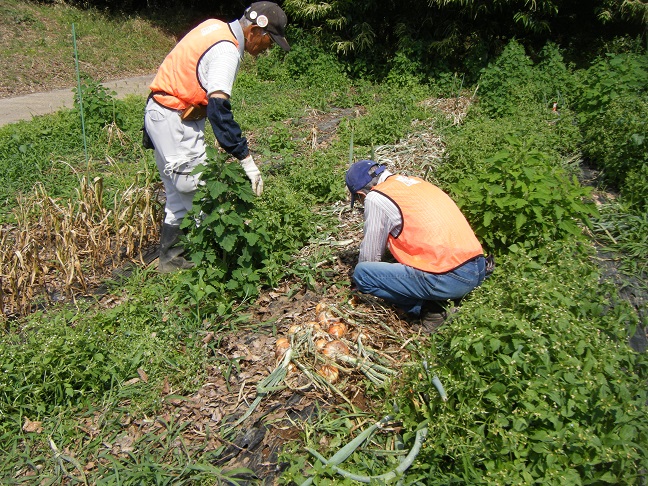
[373,175,483,273]
[150,19,239,111]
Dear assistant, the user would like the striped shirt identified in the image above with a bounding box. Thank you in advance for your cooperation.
[358,171,403,263]
[198,20,245,97]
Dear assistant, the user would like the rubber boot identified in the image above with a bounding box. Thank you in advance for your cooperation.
[158,223,194,273]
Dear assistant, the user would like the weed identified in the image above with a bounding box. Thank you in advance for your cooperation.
[73,75,124,131]
[394,241,648,484]
[592,202,648,288]
[581,96,648,209]
[448,135,597,253]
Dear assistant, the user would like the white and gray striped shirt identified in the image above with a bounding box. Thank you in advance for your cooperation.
[198,20,245,98]
[358,171,403,263]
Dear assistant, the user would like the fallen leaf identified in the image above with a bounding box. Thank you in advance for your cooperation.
[162,376,170,395]
[137,368,149,383]
[22,417,42,433]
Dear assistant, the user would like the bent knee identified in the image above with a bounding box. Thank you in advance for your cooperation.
[353,262,374,291]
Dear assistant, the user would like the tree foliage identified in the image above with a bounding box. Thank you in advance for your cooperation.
[282,0,646,80]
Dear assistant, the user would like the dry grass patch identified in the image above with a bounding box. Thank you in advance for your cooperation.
[1,172,161,318]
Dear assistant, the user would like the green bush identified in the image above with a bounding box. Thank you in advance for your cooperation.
[478,40,578,118]
[448,136,596,252]
[282,150,346,203]
[179,148,329,312]
[442,108,581,177]
[353,89,426,146]
[397,241,648,484]
[581,97,648,210]
[574,52,648,129]
[73,76,124,131]
[181,149,272,303]
[573,52,648,208]
[477,40,536,118]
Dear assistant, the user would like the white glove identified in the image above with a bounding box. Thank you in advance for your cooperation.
[240,155,264,196]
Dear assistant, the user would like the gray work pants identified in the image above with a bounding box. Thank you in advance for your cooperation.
[144,98,207,225]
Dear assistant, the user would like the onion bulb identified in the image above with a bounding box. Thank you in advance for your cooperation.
[315,338,328,351]
[275,337,291,358]
[350,331,367,342]
[315,302,327,314]
[303,321,323,333]
[327,322,348,339]
[288,324,302,335]
[322,340,350,358]
[317,364,339,383]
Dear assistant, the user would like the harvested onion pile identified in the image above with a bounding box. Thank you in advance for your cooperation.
[231,301,399,430]
[274,302,397,388]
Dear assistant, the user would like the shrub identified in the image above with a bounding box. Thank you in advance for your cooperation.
[181,149,272,303]
[448,136,597,252]
[477,40,536,118]
[353,89,426,146]
[73,76,124,130]
[442,108,581,177]
[580,96,648,210]
[574,52,648,129]
[397,241,648,484]
[478,40,578,118]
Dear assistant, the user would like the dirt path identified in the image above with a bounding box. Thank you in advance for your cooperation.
[0,75,154,127]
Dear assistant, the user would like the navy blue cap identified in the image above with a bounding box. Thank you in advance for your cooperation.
[345,160,386,208]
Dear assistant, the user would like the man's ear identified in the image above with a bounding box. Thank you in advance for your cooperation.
[248,25,266,38]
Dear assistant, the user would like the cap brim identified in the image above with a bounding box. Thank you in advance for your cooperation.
[269,32,290,52]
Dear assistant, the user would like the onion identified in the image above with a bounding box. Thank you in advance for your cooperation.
[315,338,328,351]
[322,340,350,358]
[327,322,348,339]
[317,364,339,383]
[275,337,291,358]
[288,324,302,335]
[303,321,323,333]
[350,331,367,342]
[315,302,327,314]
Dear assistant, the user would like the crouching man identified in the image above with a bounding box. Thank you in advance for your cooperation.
[346,160,489,322]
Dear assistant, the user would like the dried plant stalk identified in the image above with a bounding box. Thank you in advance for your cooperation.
[1,172,162,318]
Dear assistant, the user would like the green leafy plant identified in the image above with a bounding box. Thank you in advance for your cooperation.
[180,149,272,306]
[574,52,648,128]
[477,40,578,119]
[394,241,648,484]
[353,90,424,146]
[73,75,124,130]
[580,96,648,209]
[574,52,648,209]
[448,135,597,252]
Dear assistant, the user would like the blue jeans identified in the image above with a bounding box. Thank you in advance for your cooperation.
[352,256,486,316]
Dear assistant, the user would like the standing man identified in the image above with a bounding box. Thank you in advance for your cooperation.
[145,2,290,272]
[345,160,489,323]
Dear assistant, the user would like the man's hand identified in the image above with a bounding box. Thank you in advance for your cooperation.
[240,155,264,196]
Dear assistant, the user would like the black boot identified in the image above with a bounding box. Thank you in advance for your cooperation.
[158,223,194,273]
